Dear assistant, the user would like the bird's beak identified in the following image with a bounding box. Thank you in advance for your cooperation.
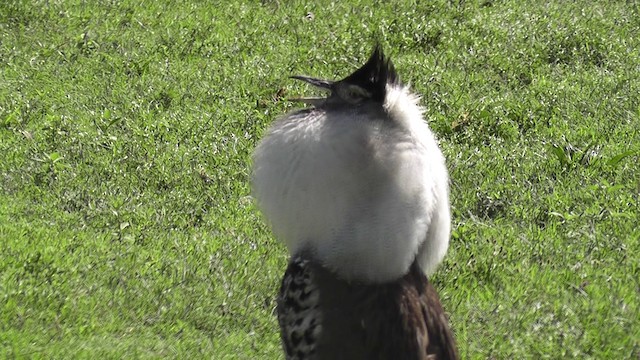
[289,75,334,106]
[290,75,334,90]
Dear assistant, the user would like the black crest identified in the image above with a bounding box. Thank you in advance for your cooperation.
[341,45,399,103]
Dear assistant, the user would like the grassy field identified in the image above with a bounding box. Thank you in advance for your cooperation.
[1,0,639,358]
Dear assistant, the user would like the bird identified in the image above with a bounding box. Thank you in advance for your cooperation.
[251,45,459,360]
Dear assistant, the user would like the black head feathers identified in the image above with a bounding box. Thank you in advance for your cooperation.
[340,45,399,103]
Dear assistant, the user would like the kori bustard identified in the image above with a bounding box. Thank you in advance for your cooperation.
[252,46,459,360]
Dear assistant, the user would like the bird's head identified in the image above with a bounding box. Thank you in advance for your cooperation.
[290,45,399,108]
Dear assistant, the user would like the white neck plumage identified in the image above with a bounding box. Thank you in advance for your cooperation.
[252,81,451,283]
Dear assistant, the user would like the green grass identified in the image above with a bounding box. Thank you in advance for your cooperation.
[1,0,638,358]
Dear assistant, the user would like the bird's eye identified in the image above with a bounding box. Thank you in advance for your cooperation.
[343,85,371,102]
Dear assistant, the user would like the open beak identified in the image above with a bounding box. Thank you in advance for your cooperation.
[288,75,334,106]
[290,75,334,89]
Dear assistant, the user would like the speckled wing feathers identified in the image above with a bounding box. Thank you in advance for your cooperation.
[277,257,322,360]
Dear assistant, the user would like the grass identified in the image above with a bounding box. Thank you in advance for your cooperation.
[1,0,638,358]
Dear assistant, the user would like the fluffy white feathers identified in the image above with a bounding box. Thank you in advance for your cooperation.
[252,81,450,284]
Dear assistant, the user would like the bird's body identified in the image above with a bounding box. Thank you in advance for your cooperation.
[252,47,458,359]
[278,257,458,360]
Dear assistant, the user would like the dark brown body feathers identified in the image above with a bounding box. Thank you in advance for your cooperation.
[278,257,459,360]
